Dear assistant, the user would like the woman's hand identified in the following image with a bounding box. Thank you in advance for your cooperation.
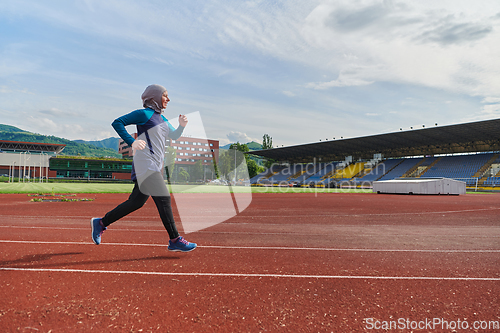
[179,114,188,127]
[132,139,146,151]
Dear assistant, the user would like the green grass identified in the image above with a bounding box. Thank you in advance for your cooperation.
[0,182,373,194]
[0,182,134,194]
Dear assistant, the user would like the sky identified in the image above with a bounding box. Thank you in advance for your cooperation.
[1,0,500,147]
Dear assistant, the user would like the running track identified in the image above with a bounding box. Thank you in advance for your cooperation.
[0,192,499,332]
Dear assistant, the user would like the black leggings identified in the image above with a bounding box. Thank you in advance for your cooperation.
[101,181,180,239]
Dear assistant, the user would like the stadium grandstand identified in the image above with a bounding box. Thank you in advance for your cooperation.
[248,118,500,190]
[0,140,65,180]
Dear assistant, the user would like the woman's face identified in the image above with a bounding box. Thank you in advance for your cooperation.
[162,91,170,108]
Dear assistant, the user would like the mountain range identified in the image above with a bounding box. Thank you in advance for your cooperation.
[73,137,120,151]
[0,124,121,158]
[220,141,262,150]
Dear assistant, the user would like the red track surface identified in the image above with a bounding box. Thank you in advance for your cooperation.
[1,192,499,332]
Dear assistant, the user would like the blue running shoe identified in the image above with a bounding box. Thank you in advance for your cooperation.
[91,218,106,245]
[168,236,197,252]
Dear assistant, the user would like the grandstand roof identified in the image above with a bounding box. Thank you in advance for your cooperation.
[249,118,500,163]
[0,140,66,154]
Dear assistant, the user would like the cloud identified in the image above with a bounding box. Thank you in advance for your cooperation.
[0,85,33,95]
[325,2,405,33]
[3,0,500,146]
[307,76,374,89]
[481,103,500,115]
[322,1,492,48]
[26,117,58,133]
[39,108,79,117]
[462,102,500,122]
[98,131,113,139]
[306,64,377,89]
[418,20,493,45]
[25,116,85,137]
[227,131,252,143]
[299,1,500,102]
[482,97,500,104]
[0,86,11,94]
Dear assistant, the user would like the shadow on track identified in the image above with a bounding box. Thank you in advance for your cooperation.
[0,252,180,269]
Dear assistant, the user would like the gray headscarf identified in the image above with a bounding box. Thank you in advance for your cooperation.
[141,84,167,113]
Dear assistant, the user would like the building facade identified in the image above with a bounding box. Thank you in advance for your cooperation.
[118,133,137,158]
[170,137,220,181]
[170,136,219,166]
[0,140,64,179]
[49,157,133,180]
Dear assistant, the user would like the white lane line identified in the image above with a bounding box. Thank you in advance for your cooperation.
[0,226,499,239]
[200,246,500,253]
[0,267,498,281]
[0,206,499,220]
[1,240,499,253]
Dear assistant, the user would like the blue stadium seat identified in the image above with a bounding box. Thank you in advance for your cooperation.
[378,158,422,181]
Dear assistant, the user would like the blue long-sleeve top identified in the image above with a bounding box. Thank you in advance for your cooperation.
[112,108,184,146]
[111,108,184,181]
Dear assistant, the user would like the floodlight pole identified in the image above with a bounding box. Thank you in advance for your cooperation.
[228,146,240,215]
[230,146,240,185]
[39,153,42,183]
[23,152,26,183]
[18,152,22,183]
[9,162,15,183]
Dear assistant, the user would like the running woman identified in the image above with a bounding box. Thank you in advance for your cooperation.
[91,84,197,252]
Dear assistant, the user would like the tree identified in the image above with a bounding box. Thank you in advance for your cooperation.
[217,149,234,181]
[262,134,275,169]
[164,146,177,183]
[191,160,204,182]
[177,167,189,183]
[216,143,248,182]
[212,158,219,179]
[230,142,249,154]
[246,159,264,178]
[262,134,273,150]
[230,143,249,181]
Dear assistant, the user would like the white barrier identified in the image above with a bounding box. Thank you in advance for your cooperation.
[373,178,466,195]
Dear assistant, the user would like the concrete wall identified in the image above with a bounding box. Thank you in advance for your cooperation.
[0,152,51,178]
[0,152,50,167]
